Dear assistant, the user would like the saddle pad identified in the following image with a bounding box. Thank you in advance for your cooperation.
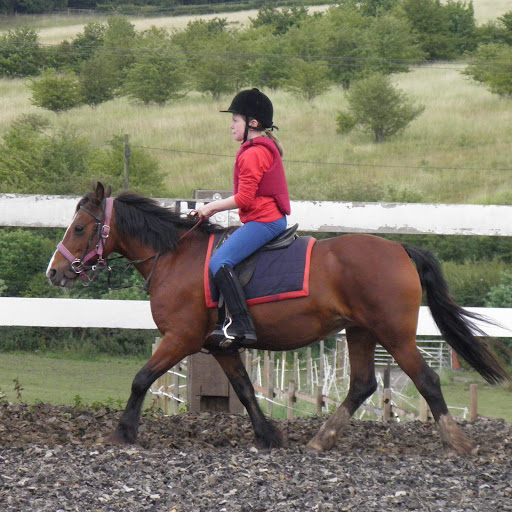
[204,235,316,308]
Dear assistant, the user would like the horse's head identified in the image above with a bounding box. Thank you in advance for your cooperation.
[46,182,114,288]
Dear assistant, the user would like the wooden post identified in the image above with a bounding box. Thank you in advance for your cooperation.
[336,337,345,380]
[383,362,391,389]
[316,385,323,415]
[382,388,392,421]
[287,380,296,420]
[306,347,312,393]
[267,359,275,417]
[163,372,169,415]
[172,368,179,414]
[263,351,269,391]
[419,395,429,422]
[319,340,325,386]
[294,352,299,390]
[469,384,478,421]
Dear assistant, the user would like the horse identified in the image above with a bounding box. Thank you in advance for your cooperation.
[46,182,510,454]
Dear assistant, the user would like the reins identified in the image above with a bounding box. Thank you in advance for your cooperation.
[178,217,204,243]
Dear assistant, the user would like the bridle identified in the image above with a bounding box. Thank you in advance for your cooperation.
[57,197,114,284]
[56,196,204,288]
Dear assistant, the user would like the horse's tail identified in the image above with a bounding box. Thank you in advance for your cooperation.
[402,243,511,385]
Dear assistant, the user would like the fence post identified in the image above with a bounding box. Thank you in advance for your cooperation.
[287,380,296,420]
[319,340,325,386]
[469,384,478,421]
[267,359,275,417]
[419,395,429,422]
[172,367,179,414]
[306,347,312,393]
[316,385,323,415]
[382,388,392,421]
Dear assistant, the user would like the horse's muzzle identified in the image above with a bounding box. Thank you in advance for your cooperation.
[46,267,76,289]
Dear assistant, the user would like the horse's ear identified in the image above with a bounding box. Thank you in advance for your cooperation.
[105,185,112,198]
[94,182,105,202]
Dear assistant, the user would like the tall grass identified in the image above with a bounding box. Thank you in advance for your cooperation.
[1,65,511,202]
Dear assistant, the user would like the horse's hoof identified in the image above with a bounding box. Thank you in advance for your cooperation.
[305,441,323,454]
[100,432,134,445]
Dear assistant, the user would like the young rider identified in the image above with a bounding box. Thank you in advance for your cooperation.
[193,88,291,345]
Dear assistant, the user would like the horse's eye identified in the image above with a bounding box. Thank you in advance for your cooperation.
[74,225,84,233]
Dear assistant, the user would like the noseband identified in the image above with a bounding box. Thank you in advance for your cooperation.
[57,197,114,283]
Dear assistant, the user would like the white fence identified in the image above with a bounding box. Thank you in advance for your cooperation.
[1,194,512,336]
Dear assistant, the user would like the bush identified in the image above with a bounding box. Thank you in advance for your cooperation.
[29,69,83,113]
[485,272,512,307]
[0,27,43,77]
[464,43,512,98]
[123,28,188,105]
[337,73,425,142]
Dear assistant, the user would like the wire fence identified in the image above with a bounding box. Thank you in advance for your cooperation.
[149,336,477,422]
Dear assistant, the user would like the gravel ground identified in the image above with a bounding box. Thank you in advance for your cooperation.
[1,402,511,512]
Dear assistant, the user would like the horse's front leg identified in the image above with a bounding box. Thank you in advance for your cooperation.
[212,349,284,451]
[105,332,197,445]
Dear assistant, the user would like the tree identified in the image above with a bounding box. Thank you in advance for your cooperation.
[29,69,83,113]
[0,229,58,296]
[0,27,42,77]
[101,17,137,84]
[87,135,165,196]
[249,5,309,35]
[172,19,246,98]
[123,28,187,105]
[464,43,512,98]
[79,54,118,107]
[0,114,96,195]
[337,73,425,142]
[485,272,512,307]
[284,58,331,100]
[400,0,477,59]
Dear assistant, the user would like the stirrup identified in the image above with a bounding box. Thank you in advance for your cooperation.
[219,317,235,348]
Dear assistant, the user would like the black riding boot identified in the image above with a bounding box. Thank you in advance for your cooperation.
[211,265,257,346]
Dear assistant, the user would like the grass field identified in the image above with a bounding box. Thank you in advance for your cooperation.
[1,65,511,203]
[0,352,148,407]
[1,352,510,421]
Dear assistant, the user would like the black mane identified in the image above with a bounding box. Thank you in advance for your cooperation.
[113,191,225,253]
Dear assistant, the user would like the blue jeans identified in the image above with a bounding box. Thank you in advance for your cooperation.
[210,216,287,277]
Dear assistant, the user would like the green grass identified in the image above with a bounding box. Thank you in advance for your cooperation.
[403,370,512,422]
[1,66,511,203]
[0,352,147,407]
[1,353,510,422]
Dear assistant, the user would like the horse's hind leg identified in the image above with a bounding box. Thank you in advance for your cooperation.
[384,339,474,454]
[306,327,378,453]
[212,349,283,450]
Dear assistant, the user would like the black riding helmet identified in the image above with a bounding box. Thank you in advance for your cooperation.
[221,88,274,141]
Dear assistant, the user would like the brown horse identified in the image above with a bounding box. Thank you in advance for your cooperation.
[47,183,510,454]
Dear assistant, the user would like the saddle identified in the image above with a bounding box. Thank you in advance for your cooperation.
[204,225,315,309]
[211,223,300,288]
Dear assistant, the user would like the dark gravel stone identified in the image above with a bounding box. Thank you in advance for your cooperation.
[0,402,511,511]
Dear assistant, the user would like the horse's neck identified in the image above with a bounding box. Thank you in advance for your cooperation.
[114,240,160,280]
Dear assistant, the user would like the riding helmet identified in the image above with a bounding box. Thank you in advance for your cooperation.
[221,88,274,129]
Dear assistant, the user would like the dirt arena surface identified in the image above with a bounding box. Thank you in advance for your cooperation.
[1,402,511,511]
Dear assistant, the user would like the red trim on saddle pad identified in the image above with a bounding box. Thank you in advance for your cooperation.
[204,234,315,308]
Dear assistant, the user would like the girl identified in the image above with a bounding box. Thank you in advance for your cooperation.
[194,88,291,345]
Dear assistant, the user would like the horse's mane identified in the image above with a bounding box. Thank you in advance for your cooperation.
[111,191,225,253]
